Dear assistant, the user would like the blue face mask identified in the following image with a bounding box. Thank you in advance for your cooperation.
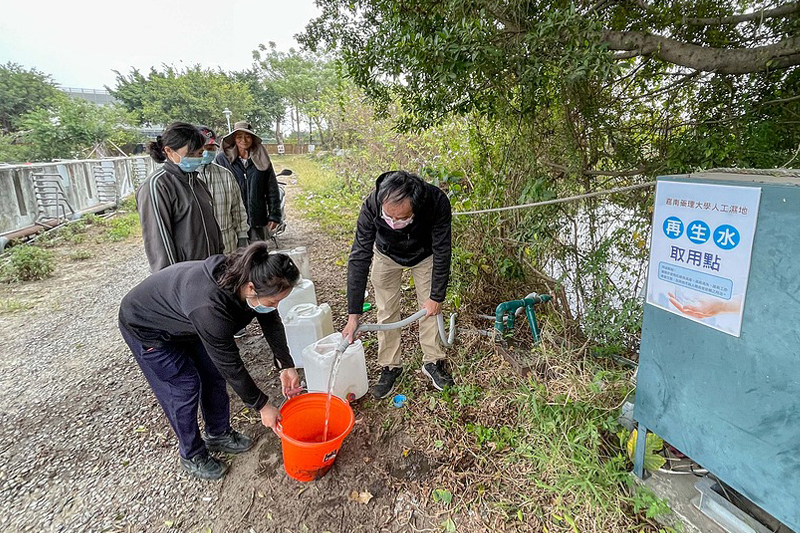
[200,150,216,166]
[246,296,275,314]
[175,154,203,173]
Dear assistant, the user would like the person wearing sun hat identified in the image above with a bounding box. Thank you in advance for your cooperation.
[196,126,249,253]
[214,121,282,243]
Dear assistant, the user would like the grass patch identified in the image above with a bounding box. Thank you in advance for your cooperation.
[1,245,55,282]
[36,219,90,247]
[401,323,671,531]
[0,298,34,314]
[69,250,93,261]
[278,155,366,237]
[105,212,140,242]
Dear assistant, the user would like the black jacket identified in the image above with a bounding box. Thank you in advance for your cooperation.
[118,255,294,411]
[215,152,281,228]
[136,160,224,273]
[347,172,452,314]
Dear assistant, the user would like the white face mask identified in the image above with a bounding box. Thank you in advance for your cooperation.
[246,295,275,314]
[381,208,413,230]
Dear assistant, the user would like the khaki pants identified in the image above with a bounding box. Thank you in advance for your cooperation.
[372,250,446,368]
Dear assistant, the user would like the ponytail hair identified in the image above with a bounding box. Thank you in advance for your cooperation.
[146,122,205,163]
[218,242,300,296]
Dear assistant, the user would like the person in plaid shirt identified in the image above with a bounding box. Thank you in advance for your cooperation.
[197,126,250,253]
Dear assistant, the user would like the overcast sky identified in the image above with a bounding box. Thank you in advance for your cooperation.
[0,0,322,89]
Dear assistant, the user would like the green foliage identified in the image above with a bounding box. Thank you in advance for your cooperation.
[0,298,35,314]
[230,68,284,137]
[109,66,255,133]
[625,428,667,472]
[0,62,60,133]
[69,250,93,261]
[300,0,800,354]
[432,489,453,505]
[2,246,55,282]
[253,44,341,144]
[2,94,141,162]
[632,487,673,520]
[105,213,140,242]
[288,155,365,236]
[118,195,137,212]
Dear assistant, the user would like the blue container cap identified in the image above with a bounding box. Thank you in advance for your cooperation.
[392,394,407,408]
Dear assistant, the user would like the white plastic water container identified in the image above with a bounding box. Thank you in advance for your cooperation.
[303,332,369,401]
[284,303,334,368]
[272,246,311,280]
[278,278,317,319]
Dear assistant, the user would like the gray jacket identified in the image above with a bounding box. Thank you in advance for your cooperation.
[136,160,224,273]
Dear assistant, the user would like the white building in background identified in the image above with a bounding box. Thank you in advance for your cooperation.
[59,87,117,106]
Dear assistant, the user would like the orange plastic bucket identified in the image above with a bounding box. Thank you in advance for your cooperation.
[276,392,355,482]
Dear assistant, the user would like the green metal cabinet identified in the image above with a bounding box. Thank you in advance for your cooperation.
[635,171,800,531]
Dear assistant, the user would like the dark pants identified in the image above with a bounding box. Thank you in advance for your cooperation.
[119,323,231,459]
[248,225,266,242]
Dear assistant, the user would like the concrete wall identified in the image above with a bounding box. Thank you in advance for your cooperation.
[0,156,158,236]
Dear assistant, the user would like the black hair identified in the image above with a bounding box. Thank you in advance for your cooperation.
[146,122,206,163]
[217,242,300,296]
[377,171,427,213]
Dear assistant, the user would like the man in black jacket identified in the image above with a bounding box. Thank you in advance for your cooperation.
[342,170,455,398]
[214,122,281,242]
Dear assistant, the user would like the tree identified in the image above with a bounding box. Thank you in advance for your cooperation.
[109,66,255,133]
[253,43,340,145]
[298,0,799,348]
[230,68,285,140]
[10,95,141,161]
[0,62,60,134]
[300,0,799,169]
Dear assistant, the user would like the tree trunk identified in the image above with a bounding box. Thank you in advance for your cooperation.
[603,31,800,74]
[313,117,327,146]
[294,106,301,144]
[275,116,283,145]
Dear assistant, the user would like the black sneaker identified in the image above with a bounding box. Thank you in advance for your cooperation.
[180,452,228,480]
[422,361,455,391]
[233,328,247,339]
[202,429,254,454]
[371,366,403,399]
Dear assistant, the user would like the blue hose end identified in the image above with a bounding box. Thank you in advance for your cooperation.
[392,394,407,408]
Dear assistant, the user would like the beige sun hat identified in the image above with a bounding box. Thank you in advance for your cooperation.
[221,121,272,171]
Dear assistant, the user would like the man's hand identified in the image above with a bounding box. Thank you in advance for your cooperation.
[423,298,442,317]
[266,221,278,232]
[236,237,249,248]
[259,404,281,433]
[280,368,303,398]
[341,314,361,343]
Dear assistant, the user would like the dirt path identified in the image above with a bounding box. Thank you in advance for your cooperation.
[0,167,442,532]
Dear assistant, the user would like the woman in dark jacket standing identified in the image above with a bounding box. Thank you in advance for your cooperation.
[214,121,281,242]
[137,122,224,272]
[118,243,302,480]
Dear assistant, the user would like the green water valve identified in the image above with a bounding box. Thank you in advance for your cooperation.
[494,294,552,343]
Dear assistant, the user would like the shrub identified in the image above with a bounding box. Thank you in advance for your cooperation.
[106,213,139,241]
[3,245,55,281]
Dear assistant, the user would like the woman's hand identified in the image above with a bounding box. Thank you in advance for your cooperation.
[280,368,303,398]
[259,404,281,433]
